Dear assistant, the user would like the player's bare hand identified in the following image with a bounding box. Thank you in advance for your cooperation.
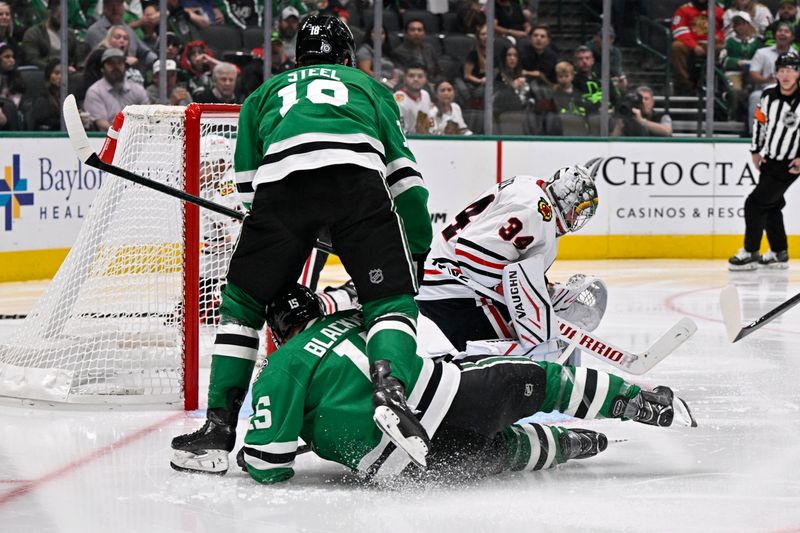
[789,158,800,174]
[751,153,762,169]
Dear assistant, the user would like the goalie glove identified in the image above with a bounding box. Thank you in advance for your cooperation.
[550,274,607,332]
[317,280,360,314]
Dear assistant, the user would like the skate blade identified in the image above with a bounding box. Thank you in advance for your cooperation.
[728,264,758,272]
[170,449,230,475]
[373,406,429,468]
[672,397,698,428]
[761,263,789,270]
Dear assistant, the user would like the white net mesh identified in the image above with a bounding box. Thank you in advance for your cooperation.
[0,105,240,405]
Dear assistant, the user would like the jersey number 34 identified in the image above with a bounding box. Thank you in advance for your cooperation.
[442,194,534,250]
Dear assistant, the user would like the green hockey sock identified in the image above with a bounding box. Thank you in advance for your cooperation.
[206,282,265,410]
[502,424,569,471]
[536,361,641,419]
[207,355,255,409]
[361,294,422,387]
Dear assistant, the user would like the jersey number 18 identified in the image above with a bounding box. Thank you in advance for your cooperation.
[278,79,349,116]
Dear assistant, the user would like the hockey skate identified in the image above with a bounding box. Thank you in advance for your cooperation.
[170,389,245,475]
[559,428,608,460]
[614,386,697,428]
[371,360,431,468]
[728,249,760,271]
[758,250,789,269]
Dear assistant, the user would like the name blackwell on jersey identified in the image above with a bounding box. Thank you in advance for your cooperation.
[303,315,362,356]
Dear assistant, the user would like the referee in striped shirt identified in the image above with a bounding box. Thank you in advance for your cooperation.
[729,53,800,270]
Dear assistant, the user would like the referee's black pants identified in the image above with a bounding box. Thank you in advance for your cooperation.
[744,159,799,253]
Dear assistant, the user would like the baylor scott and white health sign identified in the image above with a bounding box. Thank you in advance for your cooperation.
[1,137,105,251]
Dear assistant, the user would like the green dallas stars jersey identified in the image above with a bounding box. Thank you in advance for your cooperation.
[242,310,461,484]
[234,64,432,256]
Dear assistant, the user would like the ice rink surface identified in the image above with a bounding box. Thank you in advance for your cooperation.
[1,259,799,533]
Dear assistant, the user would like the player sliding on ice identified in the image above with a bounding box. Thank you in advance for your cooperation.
[228,284,696,484]
[417,165,605,362]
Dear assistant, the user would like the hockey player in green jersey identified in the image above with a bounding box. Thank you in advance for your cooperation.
[171,15,435,472]
[226,284,697,485]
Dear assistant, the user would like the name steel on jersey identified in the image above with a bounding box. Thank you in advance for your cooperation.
[287,68,341,83]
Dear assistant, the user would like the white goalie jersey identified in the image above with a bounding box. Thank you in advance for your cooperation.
[200,166,242,280]
[418,176,561,351]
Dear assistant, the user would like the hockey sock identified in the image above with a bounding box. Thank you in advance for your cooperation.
[501,423,568,471]
[535,362,641,420]
[207,283,265,410]
[208,355,255,409]
[362,294,422,387]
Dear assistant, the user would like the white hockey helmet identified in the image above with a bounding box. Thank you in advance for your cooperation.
[544,165,598,234]
[199,134,232,166]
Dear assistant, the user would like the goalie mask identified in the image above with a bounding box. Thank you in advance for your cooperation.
[544,165,598,235]
[266,284,324,347]
[296,15,356,67]
[199,134,232,182]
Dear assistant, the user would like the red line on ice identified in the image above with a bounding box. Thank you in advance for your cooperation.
[664,287,800,337]
[0,412,184,506]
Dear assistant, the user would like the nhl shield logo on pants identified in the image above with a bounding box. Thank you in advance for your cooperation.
[369,269,384,284]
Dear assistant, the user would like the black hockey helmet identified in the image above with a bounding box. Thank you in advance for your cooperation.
[775,53,800,71]
[295,15,356,67]
[266,284,324,346]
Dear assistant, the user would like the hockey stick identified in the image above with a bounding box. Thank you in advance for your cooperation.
[62,95,335,256]
[720,285,800,343]
[429,258,697,375]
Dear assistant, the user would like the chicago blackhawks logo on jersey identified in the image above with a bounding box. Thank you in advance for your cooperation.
[220,180,236,196]
[538,197,553,222]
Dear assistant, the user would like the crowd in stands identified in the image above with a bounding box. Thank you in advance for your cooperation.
[2,0,793,136]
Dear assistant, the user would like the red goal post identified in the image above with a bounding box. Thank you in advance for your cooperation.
[0,103,242,410]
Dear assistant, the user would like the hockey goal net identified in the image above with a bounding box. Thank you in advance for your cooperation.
[0,104,241,409]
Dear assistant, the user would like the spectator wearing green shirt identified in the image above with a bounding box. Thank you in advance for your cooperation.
[763,0,800,49]
[720,11,762,80]
[215,0,263,30]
